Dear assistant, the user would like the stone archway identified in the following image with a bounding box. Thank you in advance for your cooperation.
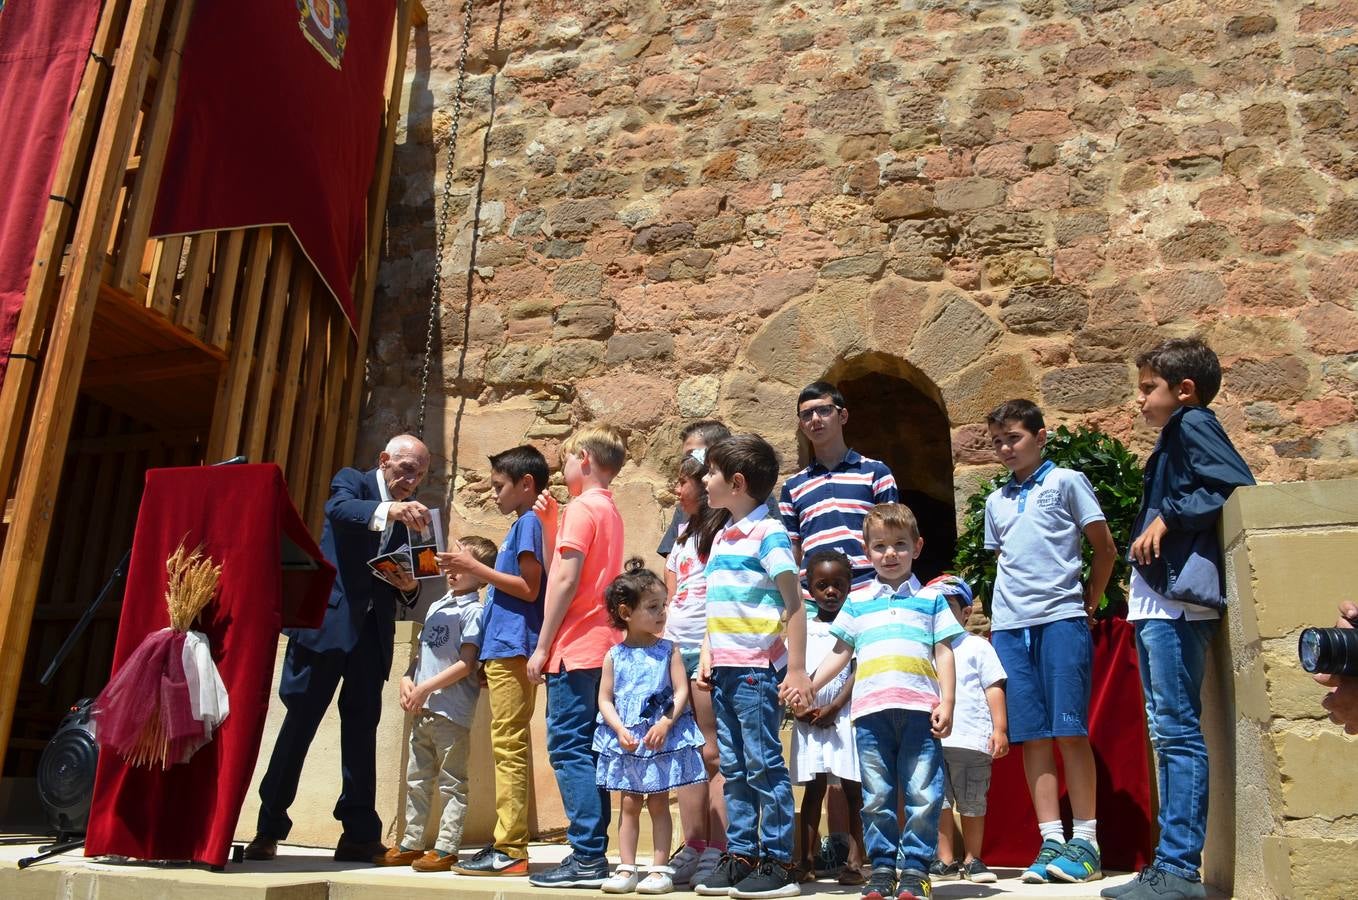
[817,353,956,582]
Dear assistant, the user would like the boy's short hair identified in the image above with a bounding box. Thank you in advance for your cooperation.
[1136,337,1222,405]
[797,380,846,409]
[804,547,852,579]
[679,419,731,446]
[488,445,549,494]
[706,433,780,502]
[985,399,1046,434]
[862,502,921,545]
[561,424,627,475]
[458,535,499,569]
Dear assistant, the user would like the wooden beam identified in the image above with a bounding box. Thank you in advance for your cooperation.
[0,0,168,773]
[310,313,351,532]
[176,232,214,334]
[0,0,128,510]
[287,296,327,513]
[112,0,195,294]
[205,228,272,461]
[96,279,227,361]
[205,228,245,350]
[145,233,184,316]
[80,348,221,388]
[243,237,294,464]
[269,271,312,469]
[341,0,415,465]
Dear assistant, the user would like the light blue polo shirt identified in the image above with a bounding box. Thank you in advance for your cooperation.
[984,461,1106,630]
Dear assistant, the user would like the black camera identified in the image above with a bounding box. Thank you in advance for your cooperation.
[1298,626,1358,676]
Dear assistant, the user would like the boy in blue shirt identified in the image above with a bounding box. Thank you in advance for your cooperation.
[437,445,550,877]
[1106,338,1253,900]
[984,399,1117,885]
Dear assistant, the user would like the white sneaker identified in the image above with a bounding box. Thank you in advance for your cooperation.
[693,846,723,888]
[602,865,639,894]
[668,845,702,885]
[637,865,675,894]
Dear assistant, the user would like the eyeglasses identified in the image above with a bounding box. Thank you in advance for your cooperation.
[797,404,840,423]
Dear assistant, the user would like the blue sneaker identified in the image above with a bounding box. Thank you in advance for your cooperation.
[1020,839,1065,884]
[1046,837,1103,883]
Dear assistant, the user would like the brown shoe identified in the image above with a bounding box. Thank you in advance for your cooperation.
[412,850,457,872]
[838,864,869,886]
[375,846,423,866]
[243,835,277,861]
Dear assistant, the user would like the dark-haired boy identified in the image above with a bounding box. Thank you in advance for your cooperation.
[780,382,899,592]
[983,399,1117,885]
[437,445,548,877]
[695,433,811,899]
[1106,339,1253,900]
[657,419,733,557]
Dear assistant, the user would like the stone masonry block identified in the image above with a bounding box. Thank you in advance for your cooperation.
[1273,729,1358,819]
[1262,836,1358,900]
[1247,529,1358,639]
[1223,482,1358,545]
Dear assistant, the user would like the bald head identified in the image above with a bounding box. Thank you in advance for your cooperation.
[378,434,430,500]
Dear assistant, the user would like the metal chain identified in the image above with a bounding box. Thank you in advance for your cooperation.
[416,0,475,438]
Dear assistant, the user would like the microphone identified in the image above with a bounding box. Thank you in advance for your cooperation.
[212,455,248,466]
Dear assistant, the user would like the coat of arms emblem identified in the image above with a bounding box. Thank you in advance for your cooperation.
[297,0,349,70]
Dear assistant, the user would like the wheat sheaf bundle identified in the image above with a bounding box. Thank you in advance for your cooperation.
[122,540,222,768]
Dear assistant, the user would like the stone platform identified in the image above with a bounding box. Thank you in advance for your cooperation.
[0,837,1195,900]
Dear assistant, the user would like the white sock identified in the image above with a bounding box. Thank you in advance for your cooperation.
[1038,820,1065,844]
[1072,818,1099,849]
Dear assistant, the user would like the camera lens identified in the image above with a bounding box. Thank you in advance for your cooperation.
[1298,627,1358,676]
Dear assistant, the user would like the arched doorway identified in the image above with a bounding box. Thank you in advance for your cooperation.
[804,352,956,583]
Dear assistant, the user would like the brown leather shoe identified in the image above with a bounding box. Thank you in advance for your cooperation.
[412,850,457,872]
[334,835,388,863]
[375,846,423,866]
[243,835,277,861]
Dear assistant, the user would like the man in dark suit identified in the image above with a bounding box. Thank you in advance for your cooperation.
[245,434,432,862]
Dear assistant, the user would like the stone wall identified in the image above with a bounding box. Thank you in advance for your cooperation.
[363,0,1358,548]
[1212,481,1358,899]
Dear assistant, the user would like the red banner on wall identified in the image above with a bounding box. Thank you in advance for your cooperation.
[150,0,398,328]
[0,0,100,390]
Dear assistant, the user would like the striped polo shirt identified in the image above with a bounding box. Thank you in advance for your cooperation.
[779,450,898,588]
[829,580,964,721]
[705,505,798,670]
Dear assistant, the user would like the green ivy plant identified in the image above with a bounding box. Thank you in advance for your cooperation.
[953,425,1144,619]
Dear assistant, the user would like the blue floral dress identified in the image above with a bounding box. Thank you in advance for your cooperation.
[593,639,707,794]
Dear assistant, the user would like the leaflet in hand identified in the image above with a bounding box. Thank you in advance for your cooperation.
[408,507,445,580]
[367,546,414,586]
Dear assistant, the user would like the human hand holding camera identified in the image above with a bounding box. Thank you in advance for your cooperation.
[1301,601,1358,734]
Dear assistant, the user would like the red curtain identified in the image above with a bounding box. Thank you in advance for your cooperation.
[150,0,398,327]
[981,616,1154,873]
[0,0,99,389]
[85,464,333,867]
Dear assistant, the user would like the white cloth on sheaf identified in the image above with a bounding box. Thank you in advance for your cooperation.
[181,630,230,736]
[791,617,859,783]
[942,632,1006,754]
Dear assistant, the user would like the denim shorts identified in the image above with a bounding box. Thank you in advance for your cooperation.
[680,647,701,681]
[941,747,992,817]
[991,616,1092,743]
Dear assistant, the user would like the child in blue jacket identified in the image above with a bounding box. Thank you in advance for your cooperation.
[1111,338,1254,900]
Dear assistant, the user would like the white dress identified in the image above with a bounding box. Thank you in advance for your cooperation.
[790,617,859,783]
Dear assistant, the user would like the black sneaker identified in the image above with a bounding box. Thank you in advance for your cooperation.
[896,869,932,900]
[527,852,609,888]
[861,866,898,900]
[1118,866,1207,900]
[928,859,961,880]
[961,858,996,884]
[731,857,802,899]
[695,853,756,896]
[452,845,529,876]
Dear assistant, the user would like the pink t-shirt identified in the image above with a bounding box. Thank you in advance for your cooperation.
[545,487,624,672]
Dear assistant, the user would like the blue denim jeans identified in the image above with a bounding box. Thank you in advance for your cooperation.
[1134,617,1215,882]
[855,708,943,874]
[711,666,795,863]
[546,667,610,860]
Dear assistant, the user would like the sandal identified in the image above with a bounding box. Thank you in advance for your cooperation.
[793,860,818,883]
[838,864,869,885]
[637,864,675,894]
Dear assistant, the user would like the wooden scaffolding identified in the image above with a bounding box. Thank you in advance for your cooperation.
[0,0,423,776]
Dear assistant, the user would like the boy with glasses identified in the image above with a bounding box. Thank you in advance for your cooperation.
[779,382,899,594]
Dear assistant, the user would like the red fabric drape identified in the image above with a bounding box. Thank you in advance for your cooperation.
[981,616,1154,872]
[84,464,334,867]
[0,0,99,389]
[149,0,398,327]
